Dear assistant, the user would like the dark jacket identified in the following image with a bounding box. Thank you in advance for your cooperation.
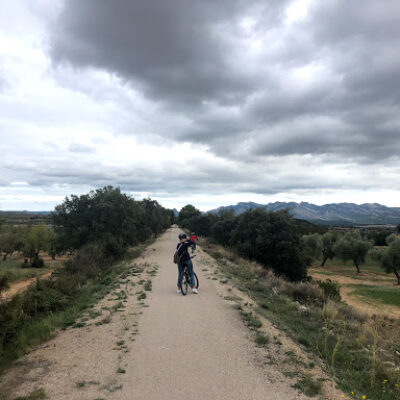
[176,240,195,263]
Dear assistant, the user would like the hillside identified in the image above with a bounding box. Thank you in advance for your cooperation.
[209,202,400,225]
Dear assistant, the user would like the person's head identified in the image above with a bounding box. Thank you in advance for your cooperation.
[178,233,187,242]
[191,232,195,236]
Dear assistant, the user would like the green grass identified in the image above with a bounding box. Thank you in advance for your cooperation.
[349,284,400,307]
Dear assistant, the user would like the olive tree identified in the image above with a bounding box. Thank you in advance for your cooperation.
[380,238,400,285]
[334,230,372,274]
[22,225,52,267]
[320,232,337,266]
[302,233,322,266]
[0,228,18,261]
[385,233,397,245]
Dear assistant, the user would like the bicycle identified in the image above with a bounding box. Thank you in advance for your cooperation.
[179,256,199,296]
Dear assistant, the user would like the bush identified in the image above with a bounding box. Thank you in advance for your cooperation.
[64,242,107,279]
[21,279,68,316]
[318,279,341,301]
[280,281,323,304]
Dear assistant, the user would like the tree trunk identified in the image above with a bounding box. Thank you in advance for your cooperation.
[355,263,361,274]
[394,270,400,285]
[52,254,56,261]
[321,256,328,267]
[3,254,7,261]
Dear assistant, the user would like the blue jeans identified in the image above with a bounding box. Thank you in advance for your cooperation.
[177,259,195,287]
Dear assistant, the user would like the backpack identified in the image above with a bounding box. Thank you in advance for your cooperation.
[173,251,181,264]
[173,243,184,264]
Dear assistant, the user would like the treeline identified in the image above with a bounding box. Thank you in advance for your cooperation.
[0,224,57,267]
[302,230,400,284]
[179,204,400,284]
[179,204,323,281]
[52,186,173,259]
[0,186,173,366]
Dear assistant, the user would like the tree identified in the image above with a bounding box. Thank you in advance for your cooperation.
[302,233,322,266]
[22,225,52,267]
[385,233,397,245]
[142,198,172,238]
[182,214,217,237]
[381,238,400,285]
[52,186,171,259]
[0,228,18,261]
[333,230,372,273]
[320,232,337,266]
[178,205,201,223]
[230,209,308,281]
[211,211,238,246]
[369,246,386,263]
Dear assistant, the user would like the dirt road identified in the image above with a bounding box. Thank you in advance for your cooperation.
[1,271,53,301]
[0,227,306,399]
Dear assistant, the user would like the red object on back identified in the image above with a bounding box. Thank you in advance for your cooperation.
[190,235,198,242]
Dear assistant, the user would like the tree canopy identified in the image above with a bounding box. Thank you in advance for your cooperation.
[381,237,400,285]
[334,230,372,273]
[52,186,172,258]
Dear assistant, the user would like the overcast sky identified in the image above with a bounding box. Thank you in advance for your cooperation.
[1,0,400,211]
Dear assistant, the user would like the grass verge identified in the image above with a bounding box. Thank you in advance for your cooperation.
[202,240,400,400]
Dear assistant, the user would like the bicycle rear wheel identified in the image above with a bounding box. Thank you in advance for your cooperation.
[180,273,188,296]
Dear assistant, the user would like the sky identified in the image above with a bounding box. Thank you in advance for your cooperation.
[1,0,400,212]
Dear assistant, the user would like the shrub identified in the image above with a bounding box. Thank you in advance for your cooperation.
[64,242,107,279]
[280,281,323,304]
[255,332,269,346]
[318,279,341,301]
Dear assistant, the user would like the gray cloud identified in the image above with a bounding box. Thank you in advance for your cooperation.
[2,0,400,210]
[49,0,400,164]
[68,143,96,153]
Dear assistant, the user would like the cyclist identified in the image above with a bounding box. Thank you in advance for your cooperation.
[189,232,198,253]
[176,233,198,294]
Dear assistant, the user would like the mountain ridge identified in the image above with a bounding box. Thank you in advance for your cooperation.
[208,202,400,225]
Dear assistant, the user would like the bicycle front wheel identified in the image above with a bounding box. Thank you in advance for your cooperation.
[180,273,188,296]
[193,272,199,289]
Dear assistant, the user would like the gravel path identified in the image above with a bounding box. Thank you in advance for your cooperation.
[0,227,304,399]
[113,227,301,400]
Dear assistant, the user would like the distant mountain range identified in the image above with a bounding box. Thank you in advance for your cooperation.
[208,202,400,226]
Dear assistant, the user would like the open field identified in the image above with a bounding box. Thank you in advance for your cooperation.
[0,253,67,300]
[309,256,400,318]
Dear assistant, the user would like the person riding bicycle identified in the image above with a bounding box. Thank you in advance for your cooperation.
[176,233,198,294]
[189,232,198,253]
